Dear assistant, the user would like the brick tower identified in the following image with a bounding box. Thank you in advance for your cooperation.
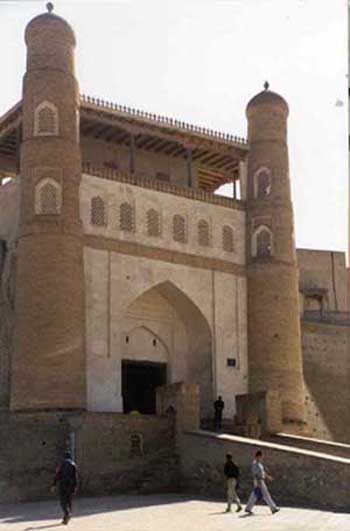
[10,6,86,410]
[245,83,305,424]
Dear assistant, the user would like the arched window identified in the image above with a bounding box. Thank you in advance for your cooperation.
[91,196,106,227]
[198,219,210,247]
[173,215,187,243]
[222,225,234,253]
[147,209,161,237]
[35,178,61,215]
[257,229,272,257]
[252,225,273,258]
[120,202,135,232]
[254,167,271,198]
[34,101,59,136]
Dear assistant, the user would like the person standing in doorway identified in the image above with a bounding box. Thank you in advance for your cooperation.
[52,452,78,525]
[214,395,225,430]
[245,450,279,515]
[224,453,242,513]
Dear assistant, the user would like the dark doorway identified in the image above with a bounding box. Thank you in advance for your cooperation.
[122,360,167,414]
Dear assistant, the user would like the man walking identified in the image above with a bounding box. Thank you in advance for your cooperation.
[53,452,78,525]
[214,395,225,430]
[245,450,279,515]
[224,453,242,513]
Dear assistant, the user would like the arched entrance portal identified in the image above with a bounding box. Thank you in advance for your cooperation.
[122,281,212,417]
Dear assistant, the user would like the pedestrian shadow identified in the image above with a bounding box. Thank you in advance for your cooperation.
[0,494,190,526]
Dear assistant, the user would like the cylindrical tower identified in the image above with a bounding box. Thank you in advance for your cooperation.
[10,7,86,410]
[246,83,305,424]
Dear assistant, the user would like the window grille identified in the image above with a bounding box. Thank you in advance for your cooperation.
[198,219,210,247]
[35,179,61,215]
[120,202,134,232]
[173,215,186,243]
[147,209,161,237]
[222,225,234,253]
[91,196,106,227]
[34,102,58,136]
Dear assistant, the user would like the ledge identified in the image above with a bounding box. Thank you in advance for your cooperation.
[82,165,246,211]
[184,429,350,464]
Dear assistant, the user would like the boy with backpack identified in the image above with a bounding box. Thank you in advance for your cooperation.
[224,453,242,513]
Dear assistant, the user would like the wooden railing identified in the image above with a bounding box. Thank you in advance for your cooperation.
[80,94,248,147]
[82,163,245,210]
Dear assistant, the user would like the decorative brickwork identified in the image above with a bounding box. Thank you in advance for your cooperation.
[120,202,134,232]
[34,101,58,136]
[222,225,234,253]
[198,219,210,247]
[246,87,305,423]
[173,215,187,243]
[90,196,106,227]
[147,208,161,237]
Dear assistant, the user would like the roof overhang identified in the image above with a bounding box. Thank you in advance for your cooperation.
[0,96,249,190]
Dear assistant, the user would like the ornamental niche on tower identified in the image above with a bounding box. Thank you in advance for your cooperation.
[10,5,86,410]
[245,83,305,425]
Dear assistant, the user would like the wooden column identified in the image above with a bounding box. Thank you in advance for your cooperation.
[186,148,192,188]
[129,134,135,174]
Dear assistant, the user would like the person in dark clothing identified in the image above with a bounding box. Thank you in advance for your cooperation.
[224,453,242,512]
[53,452,78,525]
[214,395,225,430]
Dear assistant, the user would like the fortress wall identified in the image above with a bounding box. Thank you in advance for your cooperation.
[0,180,20,241]
[302,321,350,442]
[180,430,350,511]
[0,412,177,504]
[297,249,348,312]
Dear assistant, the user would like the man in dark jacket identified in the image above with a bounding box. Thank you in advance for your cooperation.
[214,396,225,430]
[53,452,78,525]
[224,453,242,513]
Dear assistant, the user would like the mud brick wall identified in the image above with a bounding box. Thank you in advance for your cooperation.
[0,412,179,503]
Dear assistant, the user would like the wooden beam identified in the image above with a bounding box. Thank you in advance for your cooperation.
[153,140,172,153]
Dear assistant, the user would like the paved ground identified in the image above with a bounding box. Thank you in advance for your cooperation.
[0,495,349,531]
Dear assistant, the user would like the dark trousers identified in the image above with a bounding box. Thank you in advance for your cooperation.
[214,413,222,430]
[59,486,74,518]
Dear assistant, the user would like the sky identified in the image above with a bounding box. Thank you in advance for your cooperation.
[0,0,348,253]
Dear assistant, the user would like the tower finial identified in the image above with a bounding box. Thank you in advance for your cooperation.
[46,2,54,13]
[264,80,270,91]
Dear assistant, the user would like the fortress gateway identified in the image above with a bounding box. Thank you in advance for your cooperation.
[1,6,349,477]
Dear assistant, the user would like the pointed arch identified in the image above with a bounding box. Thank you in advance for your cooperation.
[124,325,169,363]
[252,224,274,258]
[254,166,272,199]
[122,280,213,416]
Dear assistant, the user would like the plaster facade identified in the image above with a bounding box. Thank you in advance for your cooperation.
[84,247,248,418]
